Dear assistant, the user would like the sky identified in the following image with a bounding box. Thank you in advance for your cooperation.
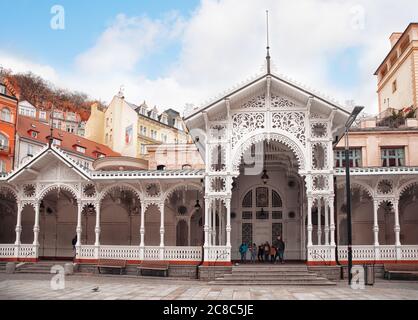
[0,0,417,115]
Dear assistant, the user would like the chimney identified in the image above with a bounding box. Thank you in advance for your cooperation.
[390,32,403,48]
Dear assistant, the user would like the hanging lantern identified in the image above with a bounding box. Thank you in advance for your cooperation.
[261,169,269,184]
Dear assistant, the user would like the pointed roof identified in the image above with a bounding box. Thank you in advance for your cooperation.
[5,144,91,182]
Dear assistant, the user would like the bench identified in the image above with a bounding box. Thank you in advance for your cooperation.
[96,259,126,275]
[384,264,418,280]
[137,261,169,277]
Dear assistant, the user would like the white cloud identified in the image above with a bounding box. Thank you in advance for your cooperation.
[0,51,58,82]
[2,0,418,115]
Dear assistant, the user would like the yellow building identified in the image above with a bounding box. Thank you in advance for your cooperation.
[375,23,418,115]
[86,92,190,160]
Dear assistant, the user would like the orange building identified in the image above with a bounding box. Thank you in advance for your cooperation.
[0,80,18,173]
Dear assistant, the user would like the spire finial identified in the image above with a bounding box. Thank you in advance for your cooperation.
[266,10,271,74]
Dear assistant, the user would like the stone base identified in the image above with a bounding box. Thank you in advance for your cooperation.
[308,265,342,281]
[75,263,199,278]
[198,265,232,281]
[6,262,16,274]
[341,264,385,280]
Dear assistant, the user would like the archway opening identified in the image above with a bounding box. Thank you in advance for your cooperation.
[165,186,204,247]
[39,188,77,259]
[100,188,141,245]
[0,188,17,244]
[399,184,418,244]
[231,139,305,261]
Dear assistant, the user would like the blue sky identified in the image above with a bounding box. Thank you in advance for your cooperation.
[0,0,199,76]
[1,0,417,114]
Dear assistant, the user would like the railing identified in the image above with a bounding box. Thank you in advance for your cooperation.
[0,244,15,258]
[99,246,139,260]
[143,246,161,260]
[308,246,334,262]
[78,245,95,259]
[206,246,231,262]
[164,246,202,261]
[379,245,397,260]
[18,244,36,258]
[401,246,418,260]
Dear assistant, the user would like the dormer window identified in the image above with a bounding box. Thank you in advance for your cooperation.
[161,114,168,125]
[0,84,5,95]
[30,131,38,138]
[75,146,86,154]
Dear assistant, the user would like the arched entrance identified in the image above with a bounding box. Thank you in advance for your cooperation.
[231,139,305,261]
[38,188,77,259]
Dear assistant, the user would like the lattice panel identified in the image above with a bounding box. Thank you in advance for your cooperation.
[271,112,306,146]
[232,113,265,148]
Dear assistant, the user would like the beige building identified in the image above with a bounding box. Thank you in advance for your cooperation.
[85,92,190,160]
[375,23,418,115]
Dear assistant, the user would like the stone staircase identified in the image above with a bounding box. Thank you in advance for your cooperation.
[211,264,336,286]
[0,262,6,273]
[15,261,68,274]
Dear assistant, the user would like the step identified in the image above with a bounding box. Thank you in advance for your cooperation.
[211,281,336,286]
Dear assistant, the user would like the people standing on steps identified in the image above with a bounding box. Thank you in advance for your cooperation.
[258,243,264,262]
[239,242,249,263]
[263,242,270,262]
[274,235,286,264]
[249,243,257,263]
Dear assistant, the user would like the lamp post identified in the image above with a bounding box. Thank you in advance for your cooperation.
[344,106,364,285]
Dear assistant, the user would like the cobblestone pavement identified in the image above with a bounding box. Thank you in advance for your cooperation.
[1,273,418,300]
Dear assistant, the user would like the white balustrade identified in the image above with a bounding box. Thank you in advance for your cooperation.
[0,244,15,258]
[400,246,418,260]
[99,246,139,260]
[18,244,36,258]
[78,245,96,259]
[206,246,231,262]
[164,247,202,261]
[379,245,397,260]
[144,246,161,260]
[308,246,334,262]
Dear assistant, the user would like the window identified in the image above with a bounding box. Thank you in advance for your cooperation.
[0,84,5,95]
[31,131,38,138]
[241,186,282,222]
[381,148,405,167]
[66,112,76,121]
[105,133,109,144]
[53,139,61,146]
[141,144,146,155]
[0,160,5,173]
[27,144,34,157]
[334,148,362,168]
[53,111,63,119]
[157,165,166,171]
[19,106,35,118]
[76,146,86,154]
[392,80,397,93]
[39,111,47,120]
[1,108,11,122]
[182,164,192,170]
[66,124,75,133]
[0,133,9,150]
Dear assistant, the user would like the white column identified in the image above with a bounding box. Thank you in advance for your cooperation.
[226,198,231,247]
[159,203,165,247]
[218,201,223,245]
[94,203,101,246]
[324,198,330,246]
[94,203,101,259]
[329,197,336,246]
[212,200,217,245]
[317,198,322,245]
[373,200,379,246]
[76,201,82,247]
[33,202,40,246]
[307,197,313,247]
[393,199,401,246]
[140,204,146,247]
[15,203,23,245]
[204,198,210,247]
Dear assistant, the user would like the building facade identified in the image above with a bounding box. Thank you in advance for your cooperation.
[15,115,120,170]
[18,100,87,137]
[1,39,418,276]
[85,93,189,160]
[0,81,18,173]
[375,23,418,115]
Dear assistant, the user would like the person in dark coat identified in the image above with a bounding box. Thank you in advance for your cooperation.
[274,236,286,264]
[258,243,264,262]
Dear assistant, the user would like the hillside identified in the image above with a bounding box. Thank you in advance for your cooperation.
[0,68,105,121]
